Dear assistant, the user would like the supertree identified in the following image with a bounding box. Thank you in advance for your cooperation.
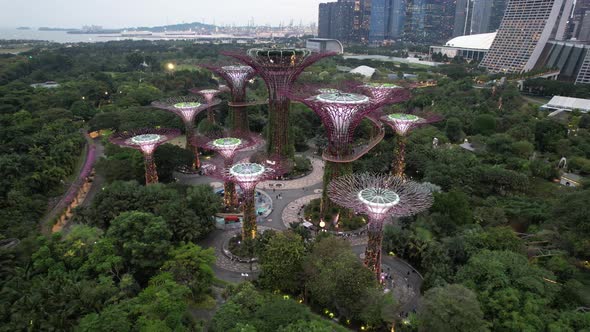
[381,112,443,177]
[193,131,261,207]
[199,64,257,132]
[327,173,433,281]
[287,86,408,217]
[357,82,411,104]
[205,158,288,240]
[151,96,220,170]
[191,89,221,123]
[222,48,336,157]
[110,128,181,185]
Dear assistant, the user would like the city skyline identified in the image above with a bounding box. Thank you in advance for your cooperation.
[0,0,324,28]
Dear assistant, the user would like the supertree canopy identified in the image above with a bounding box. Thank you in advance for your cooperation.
[381,112,443,177]
[199,64,257,132]
[328,173,433,281]
[193,131,261,207]
[291,91,382,161]
[206,158,288,240]
[152,96,220,170]
[222,48,336,157]
[192,89,221,123]
[288,86,402,218]
[358,82,412,104]
[110,128,181,185]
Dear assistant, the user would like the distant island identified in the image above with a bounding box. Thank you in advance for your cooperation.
[37,21,215,35]
[39,27,78,32]
[17,27,31,30]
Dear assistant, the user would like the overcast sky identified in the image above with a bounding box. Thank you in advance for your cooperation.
[0,0,324,28]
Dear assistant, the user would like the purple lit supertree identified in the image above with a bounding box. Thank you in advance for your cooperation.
[110,128,181,185]
[287,86,404,217]
[328,173,433,281]
[193,131,262,207]
[152,96,220,170]
[222,48,336,157]
[191,89,221,123]
[205,158,288,240]
[381,112,443,177]
[199,64,257,132]
[357,82,412,104]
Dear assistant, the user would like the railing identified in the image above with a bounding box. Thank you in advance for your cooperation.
[322,113,385,163]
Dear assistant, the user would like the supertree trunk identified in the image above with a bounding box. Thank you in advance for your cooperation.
[207,107,215,124]
[365,221,384,282]
[223,160,238,208]
[321,161,353,218]
[224,181,238,208]
[242,190,257,240]
[144,153,159,185]
[230,107,250,132]
[267,94,293,158]
[185,122,200,170]
[392,135,406,177]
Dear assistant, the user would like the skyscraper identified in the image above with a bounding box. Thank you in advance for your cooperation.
[488,0,508,33]
[351,0,372,43]
[318,0,355,43]
[389,0,407,39]
[480,0,574,73]
[453,0,473,37]
[369,0,391,43]
[470,0,493,34]
[567,0,590,40]
[453,0,508,36]
[403,0,456,44]
[368,0,406,43]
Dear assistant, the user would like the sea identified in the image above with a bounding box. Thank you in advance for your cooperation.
[0,27,135,43]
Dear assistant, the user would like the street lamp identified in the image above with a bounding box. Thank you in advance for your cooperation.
[319,220,326,232]
[166,63,175,71]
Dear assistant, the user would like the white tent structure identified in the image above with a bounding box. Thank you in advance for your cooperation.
[350,65,376,78]
[541,96,590,113]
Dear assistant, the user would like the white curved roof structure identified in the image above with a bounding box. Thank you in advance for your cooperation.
[445,32,497,51]
[350,65,376,78]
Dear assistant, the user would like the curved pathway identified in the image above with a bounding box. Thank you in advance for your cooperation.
[261,156,324,190]
[281,193,322,228]
[352,244,423,314]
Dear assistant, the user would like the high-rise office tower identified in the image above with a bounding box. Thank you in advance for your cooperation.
[369,0,391,43]
[390,0,406,39]
[567,0,590,40]
[318,0,355,42]
[318,3,333,38]
[488,0,508,32]
[403,0,456,44]
[453,0,473,37]
[368,0,406,43]
[453,0,508,36]
[350,0,372,43]
[481,0,574,73]
[470,0,493,34]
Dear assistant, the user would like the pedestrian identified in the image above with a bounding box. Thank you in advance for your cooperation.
[407,271,410,276]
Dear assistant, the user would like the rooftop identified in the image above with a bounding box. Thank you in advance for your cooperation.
[444,32,497,50]
[542,96,590,113]
[350,65,376,78]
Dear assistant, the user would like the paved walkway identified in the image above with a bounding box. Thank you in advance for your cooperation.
[202,226,278,274]
[352,245,423,314]
[281,193,322,228]
[261,156,324,189]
